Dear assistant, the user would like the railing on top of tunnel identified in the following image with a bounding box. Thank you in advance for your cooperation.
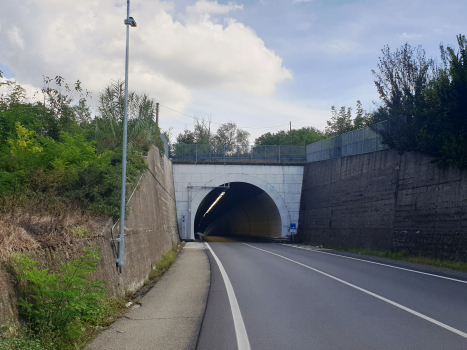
[169,144,307,164]
[306,121,390,162]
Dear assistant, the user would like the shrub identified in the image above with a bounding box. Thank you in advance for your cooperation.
[0,336,44,350]
[13,248,105,340]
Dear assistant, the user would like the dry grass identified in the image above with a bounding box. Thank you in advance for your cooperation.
[0,220,41,261]
[0,191,110,261]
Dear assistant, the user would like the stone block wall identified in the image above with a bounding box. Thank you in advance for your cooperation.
[298,149,467,260]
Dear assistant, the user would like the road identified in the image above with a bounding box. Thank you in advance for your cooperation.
[196,240,467,350]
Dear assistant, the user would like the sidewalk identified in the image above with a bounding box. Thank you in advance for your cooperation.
[89,242,210,350]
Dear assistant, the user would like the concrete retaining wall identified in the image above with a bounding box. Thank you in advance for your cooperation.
[298,149,467,260]
[0,146,179,324]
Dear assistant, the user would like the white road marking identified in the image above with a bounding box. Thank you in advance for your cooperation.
[243,243,467,340]
[280,244,467,284]
[205,243,251,350]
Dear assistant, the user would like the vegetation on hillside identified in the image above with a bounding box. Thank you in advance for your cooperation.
[0,75,162,256]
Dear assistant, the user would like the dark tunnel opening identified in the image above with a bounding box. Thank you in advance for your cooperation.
[194,182,282,239]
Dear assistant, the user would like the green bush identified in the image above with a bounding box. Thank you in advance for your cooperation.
[0,77,163,220]
[0,336,44,350]
[0,170,25,196]
[13,248,105,340]
[372,34,467,168]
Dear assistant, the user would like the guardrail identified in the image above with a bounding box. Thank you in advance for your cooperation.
[169,144,306,164]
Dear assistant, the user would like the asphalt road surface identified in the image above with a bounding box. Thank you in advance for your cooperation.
[196,240,467,350]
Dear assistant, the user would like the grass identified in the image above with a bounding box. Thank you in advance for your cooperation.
[68,295,132,349]
[0,331,44,350]
[78,242,185,348]
[70,227,92,238]
[326,246,467,272]
[145,242,184,286]
[0,241,185,350]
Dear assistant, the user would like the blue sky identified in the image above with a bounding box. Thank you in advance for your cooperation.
[0,0,465,141]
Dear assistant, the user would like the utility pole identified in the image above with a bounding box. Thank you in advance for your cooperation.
[290,121,292,144]
[116,1,137,268]
[156,102,159,127]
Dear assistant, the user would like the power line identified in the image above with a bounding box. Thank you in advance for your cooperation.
[1,100,293,131]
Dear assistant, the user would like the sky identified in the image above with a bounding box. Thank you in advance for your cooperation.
[0,0,465,142]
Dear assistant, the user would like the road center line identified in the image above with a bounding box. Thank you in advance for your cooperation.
[205,243,251,350]
[280,244,467,284]
[243,243,467,340]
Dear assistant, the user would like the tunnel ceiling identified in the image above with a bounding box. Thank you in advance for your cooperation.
[194,182,281,238]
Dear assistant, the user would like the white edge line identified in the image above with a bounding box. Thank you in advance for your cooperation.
[244,243,467,340]
[205,243,251,350]
[280,244,467,284]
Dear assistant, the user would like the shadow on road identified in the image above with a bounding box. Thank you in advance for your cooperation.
[201,234,287,243]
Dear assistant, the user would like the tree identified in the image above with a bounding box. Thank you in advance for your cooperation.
[175,120,250,146]
[213,122,250,146]
[370,43,436,151]
[325,106,353,136]
[372,44,435,118]
[325,100,372,137]
[255,126,325,146]
[91,80,162,153]
[371,35,467,168]
[354,100,373,130]
[176,118,212,144]
[0,79,59,145]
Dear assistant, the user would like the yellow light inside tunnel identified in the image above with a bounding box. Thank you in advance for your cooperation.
[203,191,225,217]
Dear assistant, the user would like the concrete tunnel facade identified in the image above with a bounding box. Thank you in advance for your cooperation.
[172,165,304,240]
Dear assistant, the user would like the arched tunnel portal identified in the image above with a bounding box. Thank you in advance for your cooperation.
[194,182,283,239]
[187,172,292,240]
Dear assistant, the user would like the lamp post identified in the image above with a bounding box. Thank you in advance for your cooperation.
[116,1,137,268]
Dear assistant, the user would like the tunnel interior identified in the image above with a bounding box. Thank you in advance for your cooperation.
[194,182,282,238]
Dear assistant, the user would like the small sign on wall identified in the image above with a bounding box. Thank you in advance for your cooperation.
[290,223,297,231]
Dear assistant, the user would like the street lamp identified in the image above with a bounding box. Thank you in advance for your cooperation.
[116,1,137,268]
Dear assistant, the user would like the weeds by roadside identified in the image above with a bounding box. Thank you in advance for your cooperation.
[134,242,185,301]
[326,246,467,272]
[0,332,44,350]
[1,242,185,350]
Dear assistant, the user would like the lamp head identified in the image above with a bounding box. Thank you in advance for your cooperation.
[124,17,137,27]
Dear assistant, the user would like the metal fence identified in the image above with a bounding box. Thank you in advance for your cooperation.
[306,122,389,162]
[169,144,307,164]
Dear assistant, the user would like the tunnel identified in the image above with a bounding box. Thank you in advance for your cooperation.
[194,182,282,239]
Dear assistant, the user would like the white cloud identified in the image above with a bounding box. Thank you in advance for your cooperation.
[0,0,291,117]
[0,77,44,103]
[292,0,314,3]
[324,39,358,54]
[400,32,422,39]
[7,27,25,49]
[186,0,243,19]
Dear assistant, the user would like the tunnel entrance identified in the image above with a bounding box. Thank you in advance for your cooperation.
[194,182,282,239]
